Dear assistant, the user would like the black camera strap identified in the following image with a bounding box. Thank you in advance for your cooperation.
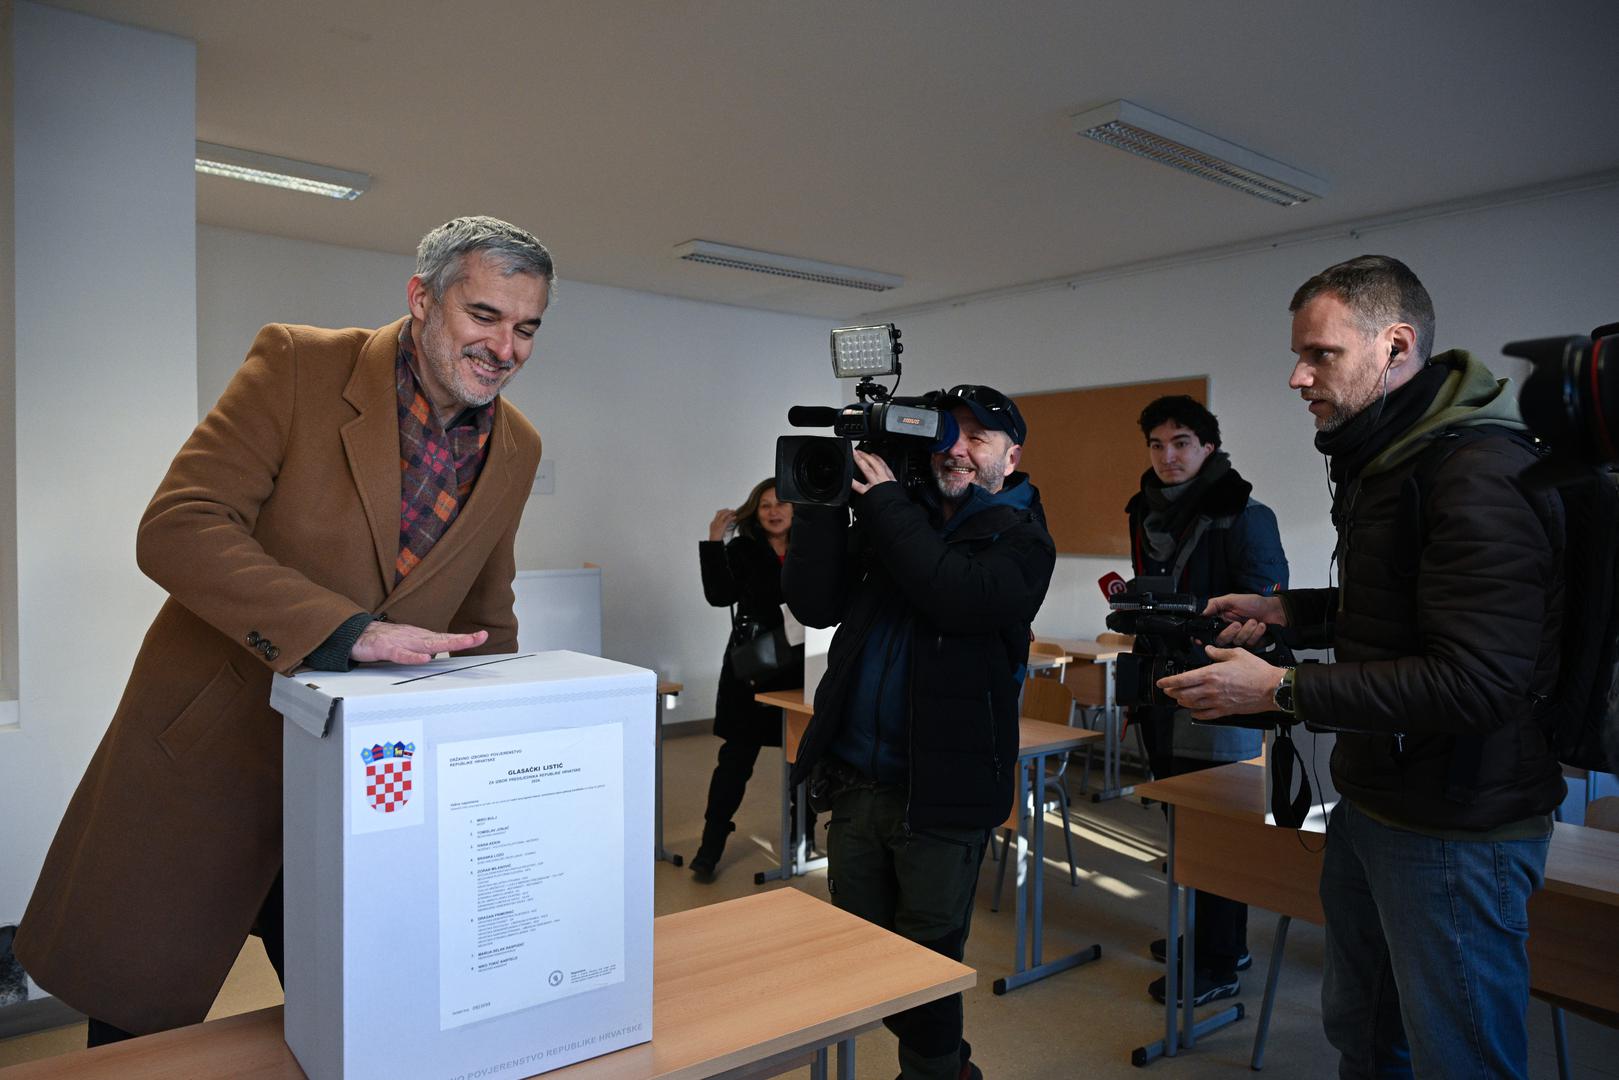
[1269,724,1313,829]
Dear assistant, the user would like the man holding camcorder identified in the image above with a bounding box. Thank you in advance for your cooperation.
[783,386,1054,1080]
[1158,256,1566,1079]
[1123,395,1288,1008]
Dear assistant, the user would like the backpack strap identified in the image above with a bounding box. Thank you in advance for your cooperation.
[1395,425,1535,577]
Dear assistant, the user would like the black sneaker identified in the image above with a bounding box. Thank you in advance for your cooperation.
[1149,936,1251,972]
[1148,971,1240,1006]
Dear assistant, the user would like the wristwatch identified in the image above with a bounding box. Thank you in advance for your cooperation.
[1272,667,1297,716]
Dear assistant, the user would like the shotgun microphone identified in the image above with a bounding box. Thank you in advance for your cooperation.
[787,405,841,427]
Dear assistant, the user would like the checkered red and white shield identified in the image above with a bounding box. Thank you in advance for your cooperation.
[365,758,413,812]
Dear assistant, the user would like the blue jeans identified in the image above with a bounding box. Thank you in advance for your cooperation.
[1319,799,1549,1079]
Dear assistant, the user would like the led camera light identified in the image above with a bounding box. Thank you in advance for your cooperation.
[830,324,901,378]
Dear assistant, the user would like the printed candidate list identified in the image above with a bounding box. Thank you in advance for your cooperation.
[436,724,625,1029]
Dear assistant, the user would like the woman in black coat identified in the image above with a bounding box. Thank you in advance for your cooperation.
[690,476,801,880]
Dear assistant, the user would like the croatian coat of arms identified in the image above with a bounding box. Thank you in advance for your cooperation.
[361,739,416,812]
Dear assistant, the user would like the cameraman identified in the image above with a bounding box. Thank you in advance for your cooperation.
[784,386,1054,1080]
[1125,395,1288,1007]
[1159,256,1565,1079]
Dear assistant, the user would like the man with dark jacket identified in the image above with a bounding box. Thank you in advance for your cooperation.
[1159,256,1565,1079]
[1125,394,1288,1006]
[785,385,1055,1080]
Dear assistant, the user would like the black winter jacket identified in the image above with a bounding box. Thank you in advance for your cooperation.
[784,475,1056,830]
[700,535,800,744]
[1288,351,1566,831]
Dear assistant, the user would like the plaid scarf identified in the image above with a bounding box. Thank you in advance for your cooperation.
[395,329,495,582]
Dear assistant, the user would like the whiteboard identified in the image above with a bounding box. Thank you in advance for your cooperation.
[513,568,603,656]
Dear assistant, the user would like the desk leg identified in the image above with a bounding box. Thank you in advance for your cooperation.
[792,776,828,877]
[1167,805,1179,1057]
[1132,805,1181,1066]
[1106,666,1119,796]
[1180,885,1243,1051]
[1182,886,1197,1047]
[654,693,682,866]
[754,741,795,885]
[836,1037,856,1080]
[1090,659,1138,803]
[1012,756,1029,974]
[810,1046,828,1080]
[1033,754,1045,966]
[1252,914,1292,1070]
[994,750,1100,994]
[1130,804,1245,1065]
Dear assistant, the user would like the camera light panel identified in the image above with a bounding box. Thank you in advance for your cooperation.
[831,324,898,378]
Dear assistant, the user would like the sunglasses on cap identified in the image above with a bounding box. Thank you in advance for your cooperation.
[946,384,1027,444]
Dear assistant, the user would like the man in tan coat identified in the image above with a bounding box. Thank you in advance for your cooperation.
[14,216,552,1043]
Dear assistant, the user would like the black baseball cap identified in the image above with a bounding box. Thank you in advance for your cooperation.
[945,384,1027,445]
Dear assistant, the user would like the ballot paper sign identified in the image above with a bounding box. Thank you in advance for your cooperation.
[274,652,653,1080]
[437,724,624,1028]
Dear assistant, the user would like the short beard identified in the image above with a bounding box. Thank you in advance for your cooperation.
[420,305,512,411]
[1316,386,1382,433]
[933,458,1007,501]
[1317,406,1349,433]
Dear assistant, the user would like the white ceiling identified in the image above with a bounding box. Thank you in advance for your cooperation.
[45,0,1619,319]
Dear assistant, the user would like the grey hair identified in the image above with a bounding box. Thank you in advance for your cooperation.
[1289,254,1434,363]
[415,216,555,300]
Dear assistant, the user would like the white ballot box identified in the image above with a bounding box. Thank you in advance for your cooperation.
[272,651,654,1080]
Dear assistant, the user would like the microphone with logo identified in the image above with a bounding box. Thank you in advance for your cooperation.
[1097,571,1129,602]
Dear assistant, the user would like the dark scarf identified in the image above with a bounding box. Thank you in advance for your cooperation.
[1316,361,1447,527]
[1138,452,1234,563]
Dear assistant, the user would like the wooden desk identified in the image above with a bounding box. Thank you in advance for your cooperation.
[1128,762,1619,1068]
[752,690,1106,995]
[655,679,684,866]
[1526,820,1619,1018]
[0,890,974,1080]
[1039,639,1132,801]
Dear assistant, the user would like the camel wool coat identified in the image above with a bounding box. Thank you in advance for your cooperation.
[14,317,541,1034]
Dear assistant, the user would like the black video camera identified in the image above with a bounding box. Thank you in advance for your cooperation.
[1106,576,1293,724]
[1510,322,1619,469]
[776,323,958,506]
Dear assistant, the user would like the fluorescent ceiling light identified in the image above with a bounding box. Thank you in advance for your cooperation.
[194,141,371,200]
[674,239,903,292]
[1072,100,1328,207]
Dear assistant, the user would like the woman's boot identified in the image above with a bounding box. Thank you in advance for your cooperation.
[689,820,735,882]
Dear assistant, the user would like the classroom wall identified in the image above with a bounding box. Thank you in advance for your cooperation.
[198,225,837,727]
[1,3,197,923]
[0,0,16,703]
[879,183,1619,640]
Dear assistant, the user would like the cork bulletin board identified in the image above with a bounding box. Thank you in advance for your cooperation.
[1013,376,1208,557]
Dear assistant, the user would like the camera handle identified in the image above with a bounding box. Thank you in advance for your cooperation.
[853,374,893,403]
[1186,616,1295,667]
